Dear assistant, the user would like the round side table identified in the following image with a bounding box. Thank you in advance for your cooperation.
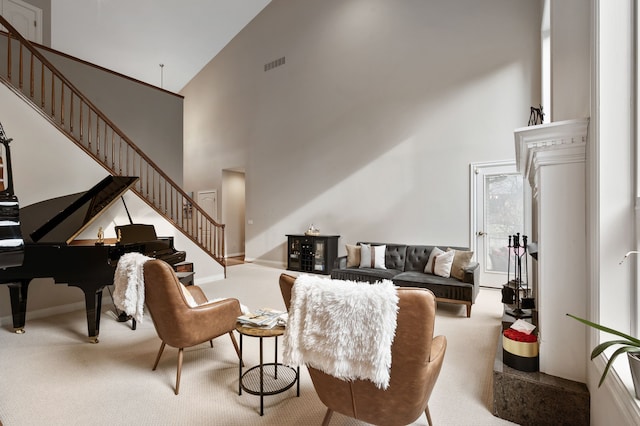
[236,323,300,416]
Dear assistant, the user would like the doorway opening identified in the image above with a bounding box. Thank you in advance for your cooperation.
[221,169,246,259]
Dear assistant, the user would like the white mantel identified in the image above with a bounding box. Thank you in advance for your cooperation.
[514,117,589,383]
[515,118,589,191]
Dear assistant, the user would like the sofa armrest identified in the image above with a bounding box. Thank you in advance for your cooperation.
[461,261,479,282]
[461,261,480,302]
[334,255,347,270]
[463,261,479,273]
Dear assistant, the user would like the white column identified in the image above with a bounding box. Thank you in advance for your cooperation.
[515,118,588,382]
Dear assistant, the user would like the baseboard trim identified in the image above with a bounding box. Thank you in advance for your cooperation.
[244,258,286,269]
[225,252,245,259]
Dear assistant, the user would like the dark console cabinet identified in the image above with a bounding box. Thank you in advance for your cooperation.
[286,234,339,275]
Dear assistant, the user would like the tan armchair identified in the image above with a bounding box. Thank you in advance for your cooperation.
[279,273,447,426]
[143,259,242,395]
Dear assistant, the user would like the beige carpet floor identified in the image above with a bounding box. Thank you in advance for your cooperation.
[0,263,517,426]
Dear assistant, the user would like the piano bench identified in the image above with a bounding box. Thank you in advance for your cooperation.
[176,271,194,286]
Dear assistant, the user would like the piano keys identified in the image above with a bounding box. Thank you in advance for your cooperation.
[114,223,186,267]
[0,123,24,269]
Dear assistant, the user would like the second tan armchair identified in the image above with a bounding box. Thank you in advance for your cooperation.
[143,259,242,395]
[279,273,447,426]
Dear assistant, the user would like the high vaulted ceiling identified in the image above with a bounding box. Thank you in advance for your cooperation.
[51,0,271,93]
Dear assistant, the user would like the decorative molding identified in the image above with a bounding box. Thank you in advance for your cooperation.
[515,118,590,190]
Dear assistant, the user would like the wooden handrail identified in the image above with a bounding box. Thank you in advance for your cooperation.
[0,16,226,275]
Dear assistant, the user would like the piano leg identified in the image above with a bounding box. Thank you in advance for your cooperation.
[7,280,29,334]
[83,288,103,344]
[95,289,103,337]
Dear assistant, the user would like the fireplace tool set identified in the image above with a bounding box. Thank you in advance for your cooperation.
[501,233,535,318]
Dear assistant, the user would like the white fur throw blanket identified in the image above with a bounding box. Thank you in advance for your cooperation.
[113,252,153,323]
[282,274,399,389]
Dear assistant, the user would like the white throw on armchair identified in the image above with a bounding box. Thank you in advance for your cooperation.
[279,273,447,426]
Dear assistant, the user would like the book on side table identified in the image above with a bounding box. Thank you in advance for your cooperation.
[237,308,287,329]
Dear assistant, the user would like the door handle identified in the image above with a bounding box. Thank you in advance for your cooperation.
[477,231,486,236]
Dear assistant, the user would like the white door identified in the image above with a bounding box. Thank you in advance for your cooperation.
[197,190,218,221]
[1,0,43,43]
[471,162,525,288]
[197,190,217,244]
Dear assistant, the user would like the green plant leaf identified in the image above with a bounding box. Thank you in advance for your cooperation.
[591,340,640,359]
[567,313,640,387]
[598,346,639,387]
[566,313,640,345]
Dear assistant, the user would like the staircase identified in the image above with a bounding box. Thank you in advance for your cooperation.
[0,17,226,276]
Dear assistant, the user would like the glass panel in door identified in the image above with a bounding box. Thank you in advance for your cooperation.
[314,240,325,272]
[484,173,524,282]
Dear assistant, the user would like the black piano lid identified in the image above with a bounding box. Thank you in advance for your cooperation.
[20,176,139,244]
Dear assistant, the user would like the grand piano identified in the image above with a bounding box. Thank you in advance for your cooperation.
[0,175,140,343]
[0,124,189,343]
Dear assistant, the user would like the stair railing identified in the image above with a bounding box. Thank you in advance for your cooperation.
[0,17,226,275]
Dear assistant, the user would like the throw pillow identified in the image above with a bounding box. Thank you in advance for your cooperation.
[433,249,455,278]
[447,248,474,281]
[425,247,444,274]
[346,244,361,268]
[359,244,387,269]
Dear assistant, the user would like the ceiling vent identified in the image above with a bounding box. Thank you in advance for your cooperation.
[264,56,285,72]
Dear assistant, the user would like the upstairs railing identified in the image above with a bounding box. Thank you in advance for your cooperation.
[0,16,226,275]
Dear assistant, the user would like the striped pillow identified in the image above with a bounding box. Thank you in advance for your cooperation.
[359,244,386,269]
[425,247,456,277]
[425,247,444,273]
[432,249,455,278]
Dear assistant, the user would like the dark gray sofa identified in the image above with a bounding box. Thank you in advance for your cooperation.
[330,242,479,317]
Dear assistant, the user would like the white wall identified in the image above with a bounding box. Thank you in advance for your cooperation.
[550,0,590,121]
[181,0,543,266]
